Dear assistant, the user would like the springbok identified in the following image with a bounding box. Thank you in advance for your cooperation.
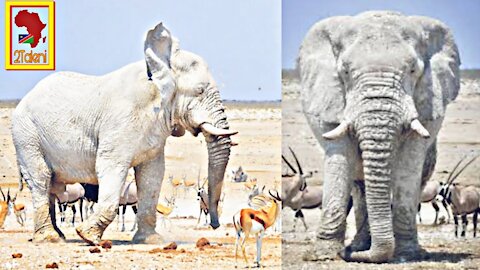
[7,191,26,226]
[81,183,98,219]
[56,183,85,227]
[233,190,280,268]
[156,196,176,229]
[118,181,138,232]
[417,180,451,224]
[436,155,480,237]
[0,187,10,229]
[248,185,265,207]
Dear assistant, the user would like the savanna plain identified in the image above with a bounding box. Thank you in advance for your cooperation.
[282,70,480,269]
[0,102,281,269]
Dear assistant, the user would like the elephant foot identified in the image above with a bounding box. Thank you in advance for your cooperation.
[347,234,371,252]
[302,239,343,261]
[33,226,65,243]
[132,229,165,244]
[76,222,103,246]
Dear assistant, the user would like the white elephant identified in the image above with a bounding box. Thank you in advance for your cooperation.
[298,11,460,262]
[11,22,237,245]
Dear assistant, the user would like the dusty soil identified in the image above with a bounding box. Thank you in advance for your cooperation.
[0,103,281,269]
[281,77,480,269]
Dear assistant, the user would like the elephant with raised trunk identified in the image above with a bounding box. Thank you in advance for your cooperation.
[298,11,460,262]
[12,23,237,245]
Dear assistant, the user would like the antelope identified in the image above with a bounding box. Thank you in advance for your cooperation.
[56,183,85,227]
[232,166,248,182]
[81,183,98,220]
[168,175,183,197]
[118,181,138,232]
[233,190,280,268]
[0,187,10,229]
[281,147,314,231]
[436,155,480,237]
[248,185,265,207]
[7,191,26,226]
[417,180,451,224]
[282,147,351,232]
[156,196,176,229]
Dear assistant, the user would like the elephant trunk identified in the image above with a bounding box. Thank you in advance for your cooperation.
[347,83,405,262]
[201,89,233,229]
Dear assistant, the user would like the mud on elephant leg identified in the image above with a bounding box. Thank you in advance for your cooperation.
[21,158,63,243]
[132,154,165,244]
[348,180,371,252]
[76,162,127,245]
[391,140,429,260]
[304,144,355,261]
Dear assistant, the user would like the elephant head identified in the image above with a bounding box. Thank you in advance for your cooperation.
[144,23,237,229]
[299,11,460,262]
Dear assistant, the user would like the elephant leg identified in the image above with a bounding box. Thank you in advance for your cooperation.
[76,158,128,245]
[349,180,371,252]
[431,202,439,225]
[304,140,355,261]
[132,153,165,244]
[391,140,429,260]
[21,154,63,243]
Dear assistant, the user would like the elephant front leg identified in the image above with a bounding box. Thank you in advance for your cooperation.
[304,145,354,261]
[391,140,428,260]
[349,180,371,252]
[132,153,165,244]
[76,160,127,245]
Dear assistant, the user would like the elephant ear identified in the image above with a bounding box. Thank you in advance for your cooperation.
[298,17,349,124]
[410,16,461,121]
[144,22,176,104]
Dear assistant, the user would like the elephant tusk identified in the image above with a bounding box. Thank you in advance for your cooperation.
[410,119,430,138]
[322,121,349,140]
[201,123,238,136]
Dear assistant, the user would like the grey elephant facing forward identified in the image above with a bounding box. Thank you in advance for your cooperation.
[12,23,237,245]
[298,11,460,262]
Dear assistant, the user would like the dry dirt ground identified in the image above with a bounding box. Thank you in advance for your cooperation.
[282,77,480,269]
[0,102,281,270]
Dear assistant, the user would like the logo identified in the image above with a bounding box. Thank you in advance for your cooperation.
[5,0,55,70]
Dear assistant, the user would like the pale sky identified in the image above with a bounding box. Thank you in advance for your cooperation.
[283,0,480,69]
[0,0,281,100]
